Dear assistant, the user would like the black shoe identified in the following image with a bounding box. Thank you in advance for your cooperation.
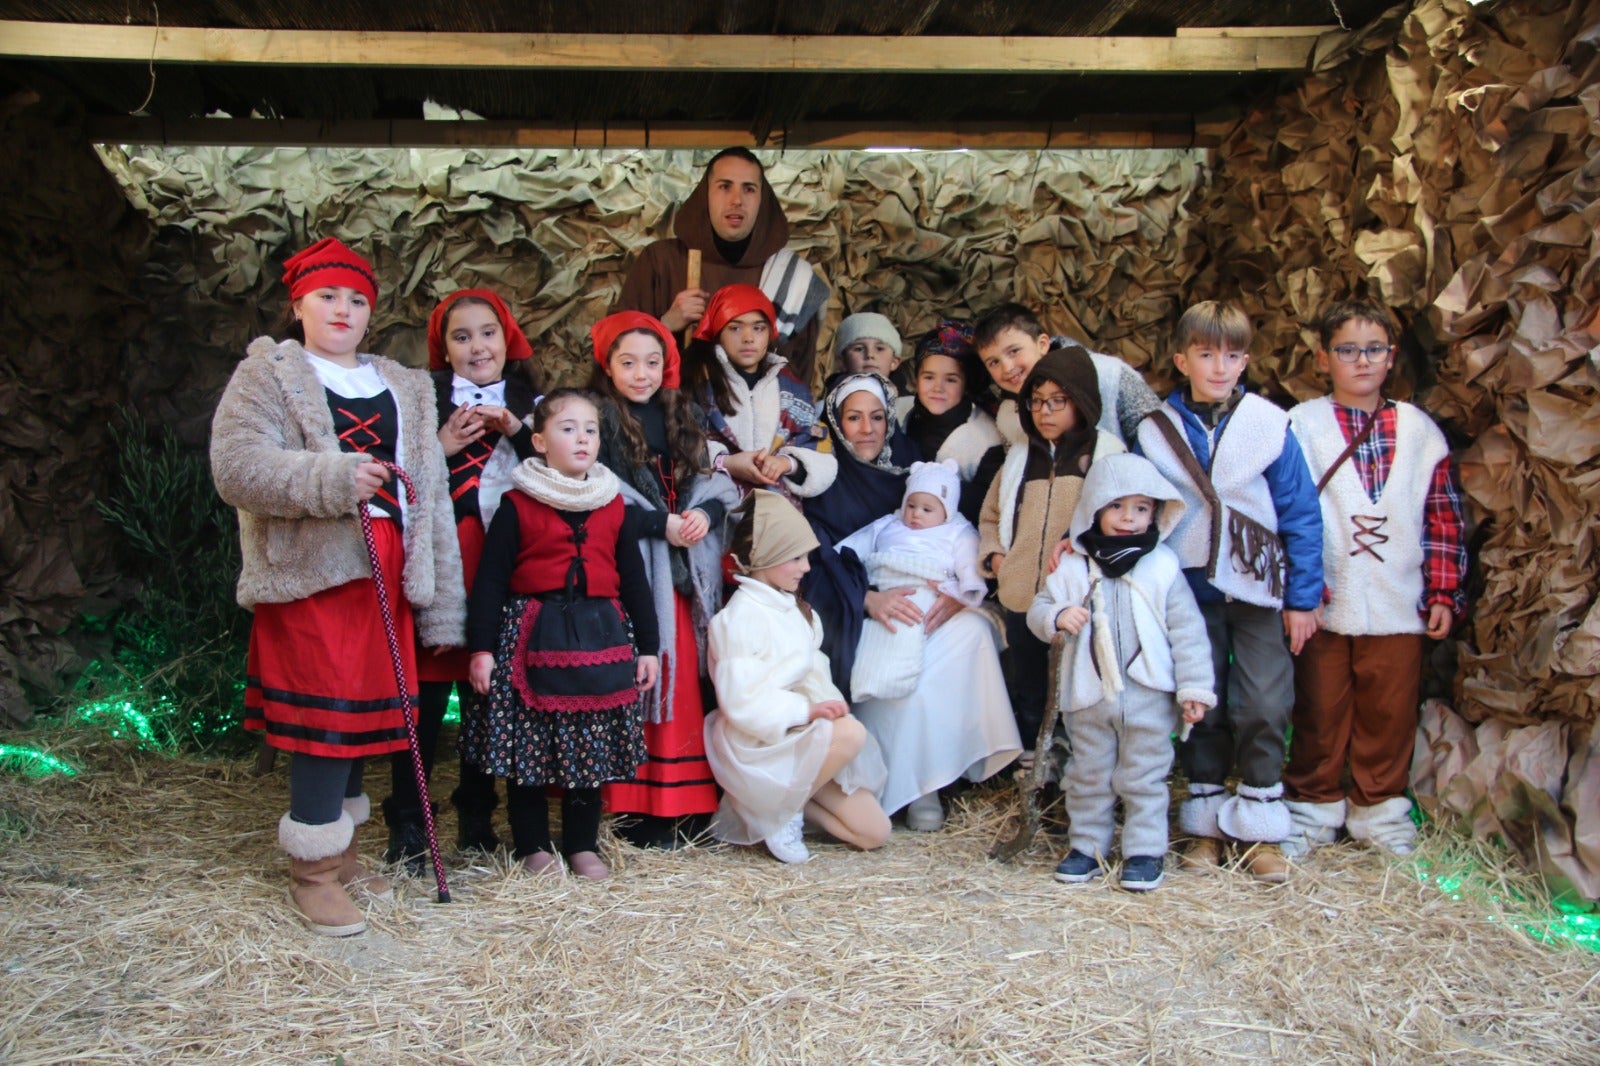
[1119,854,1166,892]
[382,797,430,875]
[1053,849,1104,884]
[615,814,687,851]
[455,809,500,853]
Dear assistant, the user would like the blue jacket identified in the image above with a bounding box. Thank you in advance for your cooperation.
[1138,389,1323,612]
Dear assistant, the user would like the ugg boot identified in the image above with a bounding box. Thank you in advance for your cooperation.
[1346,796,1417,856]
[1281,798,1347,859]
[338,795,393,901]
[280,812,367,937]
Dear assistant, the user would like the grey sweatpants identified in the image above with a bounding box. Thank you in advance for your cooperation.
[1063,689,1179,860]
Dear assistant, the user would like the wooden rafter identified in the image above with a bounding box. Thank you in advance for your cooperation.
[0,20,1335,73]
[83,116,1215,151]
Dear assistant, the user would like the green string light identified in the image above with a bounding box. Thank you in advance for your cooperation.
[445,687,461,726]
[0,744,78,778]
[69,697,162,749]
[1416,861,1600,953]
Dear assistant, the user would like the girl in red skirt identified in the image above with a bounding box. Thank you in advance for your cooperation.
[464,390,660,880]
[384,289,542,871]
[211,238,465,936]
[587,312,739,849]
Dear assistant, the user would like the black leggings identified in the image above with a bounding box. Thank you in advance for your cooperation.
[505,784,603,858]
[289,754,364,825]
[388,680,498,817]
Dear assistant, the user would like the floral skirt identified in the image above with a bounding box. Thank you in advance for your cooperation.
[460,593,646,789]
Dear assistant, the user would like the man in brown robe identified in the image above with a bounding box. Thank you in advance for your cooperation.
[617,148,830,386]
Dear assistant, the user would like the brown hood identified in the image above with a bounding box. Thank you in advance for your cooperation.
[674,162,792,268]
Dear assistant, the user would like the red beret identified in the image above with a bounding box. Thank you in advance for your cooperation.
[281,237,377,305]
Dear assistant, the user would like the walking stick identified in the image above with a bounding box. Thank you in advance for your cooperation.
[990,632,1068,862]
[359,460,451,903]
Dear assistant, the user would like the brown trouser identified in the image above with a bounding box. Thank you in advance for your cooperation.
[1284,630,1422,807]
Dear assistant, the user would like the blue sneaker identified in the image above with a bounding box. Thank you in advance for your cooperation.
[1120,854,1166,891]
[1053,849,1104,884]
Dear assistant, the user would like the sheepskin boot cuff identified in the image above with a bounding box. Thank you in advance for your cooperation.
[1217,781,1292,843]
[1346,796,1417,855]
[342,793,372,827]
[1178,783,1227,839]
[1282,798,1347,858]
[279,811,356,862]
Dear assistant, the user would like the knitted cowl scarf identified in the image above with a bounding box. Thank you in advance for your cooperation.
[508,456,620,511]
[1017,345,1102,478]
[822,372,904,474]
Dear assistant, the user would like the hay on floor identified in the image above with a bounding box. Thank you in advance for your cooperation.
[1,736,1596,1065]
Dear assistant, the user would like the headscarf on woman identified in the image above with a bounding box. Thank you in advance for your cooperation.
[802,372,923,696]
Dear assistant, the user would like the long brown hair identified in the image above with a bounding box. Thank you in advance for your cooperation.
[588,328,711,486]
[681,335,742,418]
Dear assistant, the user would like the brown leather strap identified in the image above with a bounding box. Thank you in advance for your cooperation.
[1146,410,1221,514]
[1315,406,1382,495]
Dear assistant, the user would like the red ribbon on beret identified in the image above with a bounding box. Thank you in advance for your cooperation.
[693,284,776,344]
[281,237,378,305]
[591,311,681,389]
[427,289,535,371]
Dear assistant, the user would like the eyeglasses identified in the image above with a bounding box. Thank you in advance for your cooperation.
[1330,344,1393,364]
[1026,396,1073,413]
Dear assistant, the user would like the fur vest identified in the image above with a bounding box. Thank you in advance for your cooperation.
[210,337,466,648]
[1289,397,1447,635]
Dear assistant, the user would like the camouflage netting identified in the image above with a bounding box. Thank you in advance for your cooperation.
[2,0,1594,892]
[1184,0,1599,896]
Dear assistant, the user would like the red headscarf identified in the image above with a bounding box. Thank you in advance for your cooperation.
[426,289,534,371]
[591,311,681,390]
[693,284,777,344]
[281,237,377,304]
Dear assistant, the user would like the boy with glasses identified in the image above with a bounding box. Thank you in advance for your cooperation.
[1281,301,1466,858]
[1135,301,1324,883]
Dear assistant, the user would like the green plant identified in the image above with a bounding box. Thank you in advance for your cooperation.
[80,410,252,754]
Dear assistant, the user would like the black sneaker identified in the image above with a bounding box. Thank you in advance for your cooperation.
[1053,849,1104,884]
[1120,854,1166,891]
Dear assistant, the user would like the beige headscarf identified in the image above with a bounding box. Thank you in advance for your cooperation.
[732,489,819,572]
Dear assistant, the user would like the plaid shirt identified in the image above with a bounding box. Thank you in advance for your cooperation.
[1331,400,1467,620]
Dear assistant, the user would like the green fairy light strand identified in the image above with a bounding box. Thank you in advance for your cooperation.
[0,744,78,778]
[1416,862,1600,953]
[70,698,162,749]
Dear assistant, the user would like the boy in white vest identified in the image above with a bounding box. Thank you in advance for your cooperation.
[1134,301,1324,883]
[1027,453,1215,891]
[1283,301,1466,857]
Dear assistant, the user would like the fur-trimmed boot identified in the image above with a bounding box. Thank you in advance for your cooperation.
[1346,796,1417,856]
[339,795,393,901]
[1281,798,1347,859]
[280,812,367,937]
[1178,784,1228,868]
[1219,782,1294,884]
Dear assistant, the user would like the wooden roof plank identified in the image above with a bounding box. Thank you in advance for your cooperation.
[0,20,1327,73]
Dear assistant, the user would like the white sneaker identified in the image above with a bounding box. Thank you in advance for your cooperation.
[764,813,810,864]
[905,792,945,832]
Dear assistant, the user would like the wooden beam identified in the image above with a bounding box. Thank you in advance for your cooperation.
[0,20,1327,73]
[83,115,1217,150]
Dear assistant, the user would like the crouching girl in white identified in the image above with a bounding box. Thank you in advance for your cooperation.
[836,459,986,701]
[704,491,891,864]
[1027,453,1215,892]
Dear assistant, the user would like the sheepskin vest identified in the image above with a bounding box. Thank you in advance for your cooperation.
[1137,395,1287,608]
[1289,398,1445,636]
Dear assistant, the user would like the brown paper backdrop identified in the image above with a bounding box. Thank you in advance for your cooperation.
[1182,0,1599,896]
